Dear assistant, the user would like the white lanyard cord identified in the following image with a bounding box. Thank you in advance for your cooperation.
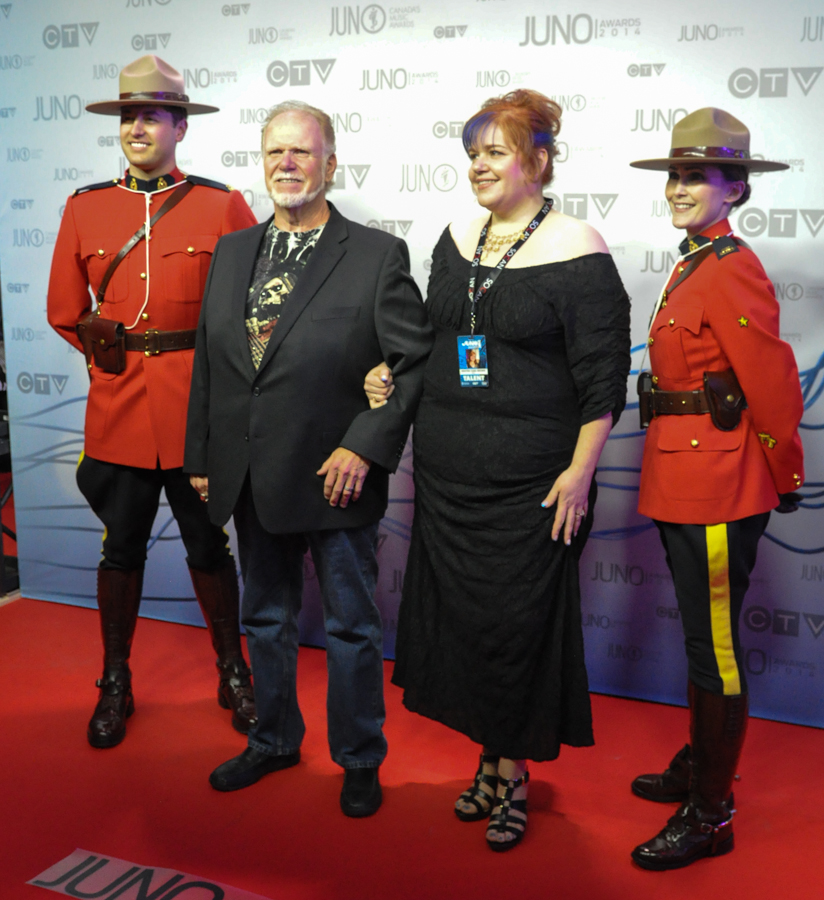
[115,181,178,330]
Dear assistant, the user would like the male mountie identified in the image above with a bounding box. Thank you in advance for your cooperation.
[48,56,258,749]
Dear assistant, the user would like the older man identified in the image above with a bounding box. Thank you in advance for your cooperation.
[48,56,257,749]
[184,101,432,816]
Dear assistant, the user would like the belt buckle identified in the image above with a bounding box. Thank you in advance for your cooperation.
[143,329,161,357]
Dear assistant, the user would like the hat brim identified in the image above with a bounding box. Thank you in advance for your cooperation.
[85,98,219,116]
[629,156,789,173]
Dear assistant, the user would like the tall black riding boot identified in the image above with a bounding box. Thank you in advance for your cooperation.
[631,680,696,803]
[88,567,143,748]
[631,684,748,870]
[189,560,256,734]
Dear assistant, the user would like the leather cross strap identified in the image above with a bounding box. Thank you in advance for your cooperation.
[665,245,713,298]
[95,180,195,306]
[124,328,196,355]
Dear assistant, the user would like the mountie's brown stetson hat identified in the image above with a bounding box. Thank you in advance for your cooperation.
[630,107,789,173]
[85,55,219,116]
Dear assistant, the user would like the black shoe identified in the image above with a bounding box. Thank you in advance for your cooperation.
[340,767,382,817]
[631,800,735,871]
[209,747,300,792]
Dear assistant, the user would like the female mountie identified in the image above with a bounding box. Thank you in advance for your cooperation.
[629,108,805,870]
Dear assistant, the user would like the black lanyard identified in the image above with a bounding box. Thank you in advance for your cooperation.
[467,199,552,335]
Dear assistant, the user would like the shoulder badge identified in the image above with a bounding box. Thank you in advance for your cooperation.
[72,178,120,198]
[185,174,231,192]
[712,234,740,260]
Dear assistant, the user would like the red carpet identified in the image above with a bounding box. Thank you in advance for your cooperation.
[1,597,822,900]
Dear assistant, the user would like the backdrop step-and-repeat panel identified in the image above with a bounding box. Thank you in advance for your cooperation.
[1,0,822,726]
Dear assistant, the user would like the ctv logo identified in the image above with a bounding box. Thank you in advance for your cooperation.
[545,193,618,220]
[267,59,335,86]
[330,165,370,190]
[735,208,824,239]
[132,34,171,51]
[222,3,250,14]
[628,63,666,76]
[43,23,99,49]
[221,150,262,167]
[745,605,824,638]
[729,67,822,98]
[367,220,412,236]
[17,373,69,395]
[434,25,467,38]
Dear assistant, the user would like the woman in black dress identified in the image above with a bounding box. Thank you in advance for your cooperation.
[366,90,630,851]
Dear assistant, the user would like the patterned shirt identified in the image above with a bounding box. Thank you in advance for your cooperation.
[245,220,325,369]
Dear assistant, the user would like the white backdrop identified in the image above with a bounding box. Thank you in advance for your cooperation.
[1,0,822,726]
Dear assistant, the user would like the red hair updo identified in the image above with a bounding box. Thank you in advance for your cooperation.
[462,89,562,187]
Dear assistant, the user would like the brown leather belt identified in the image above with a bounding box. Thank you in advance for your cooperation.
[124,328,196,356]
[648,389,710,416]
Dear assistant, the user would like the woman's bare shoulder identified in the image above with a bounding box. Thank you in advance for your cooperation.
[541,210,610,257]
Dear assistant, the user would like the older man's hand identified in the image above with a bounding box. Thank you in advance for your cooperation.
[189,475,209,502]
[317,448,372,507]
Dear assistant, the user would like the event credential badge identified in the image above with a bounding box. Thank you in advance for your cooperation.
[457,335,489,388]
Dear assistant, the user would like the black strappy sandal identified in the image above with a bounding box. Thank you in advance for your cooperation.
[486,770,529,851]
[454,753,500,822]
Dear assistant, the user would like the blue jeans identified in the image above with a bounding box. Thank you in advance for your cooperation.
[234,483,387,769]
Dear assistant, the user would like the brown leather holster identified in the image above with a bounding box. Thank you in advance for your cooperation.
[77,315,126,374]
[703,369,747,431]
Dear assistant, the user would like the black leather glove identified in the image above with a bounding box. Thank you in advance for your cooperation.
[775,492,802,514]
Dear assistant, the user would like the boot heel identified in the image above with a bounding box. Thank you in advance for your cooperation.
[712,832,734,857]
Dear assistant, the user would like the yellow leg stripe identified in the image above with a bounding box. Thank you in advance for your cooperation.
[706,524,741,695]
[76,449,85,470]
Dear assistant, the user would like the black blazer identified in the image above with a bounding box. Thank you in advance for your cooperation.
[183,204,433,533]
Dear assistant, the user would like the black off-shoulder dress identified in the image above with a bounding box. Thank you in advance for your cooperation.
[392,229,631,761]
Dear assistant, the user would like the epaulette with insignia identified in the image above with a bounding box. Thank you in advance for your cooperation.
[712,235,740,260]
[185,175,231,192]
[72,178,120,198]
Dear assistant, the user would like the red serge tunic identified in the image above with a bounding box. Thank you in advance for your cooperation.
[47,169,256,469]
[637,219,805,525]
